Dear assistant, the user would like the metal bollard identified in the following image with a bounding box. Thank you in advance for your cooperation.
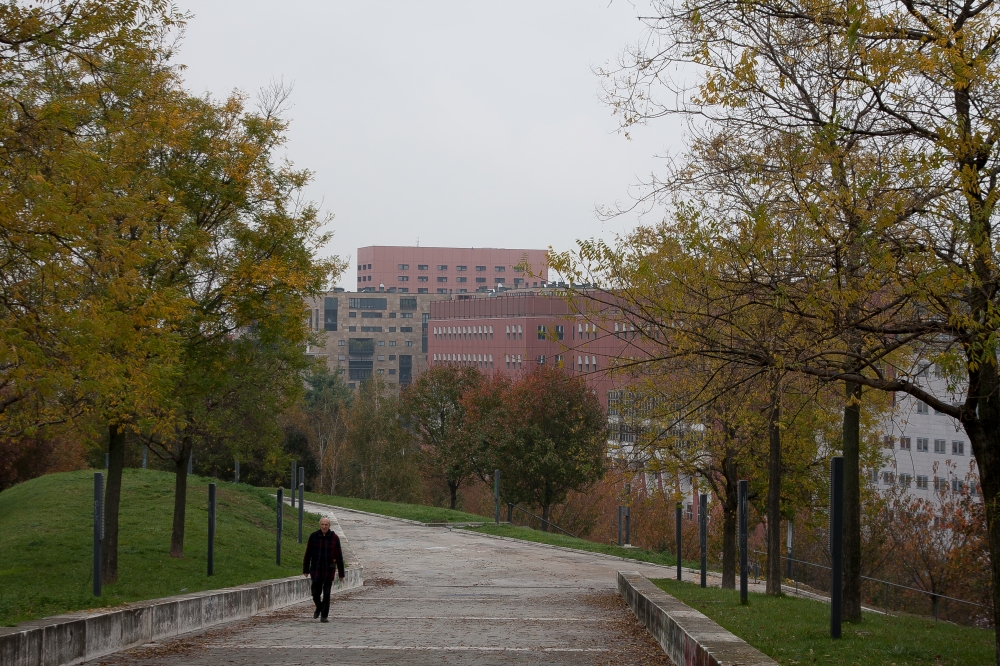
[624,506,631,546]
[494,470,500,524]
[699,493,707,588]
[507,502,513,524]
[208,483,216,576]
[234,459,240,484]
[291,460,297,508]
[830,456,845,638]
[93,473,103,597]
[675,502,682,580]
[142,446,147,469]
[276,487,283,566]
[618,506,623,547]
[787,520,794,578]
[739,479,748,604]
[298,467,304,544]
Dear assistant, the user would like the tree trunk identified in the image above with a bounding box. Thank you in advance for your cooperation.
[766,396,782,595]
[101,423,127,584]
[170,439,192,558]
[842,381,862,621]
[722,494,737,589]
[541,503,550,532]
[448,479,459,510]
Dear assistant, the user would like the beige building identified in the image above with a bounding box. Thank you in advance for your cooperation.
[304,291,453,388]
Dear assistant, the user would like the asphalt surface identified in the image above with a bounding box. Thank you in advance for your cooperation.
[89,501,676,665]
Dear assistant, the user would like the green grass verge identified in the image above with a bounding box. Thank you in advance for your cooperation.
[653,578,994,665]
[299,491,488,524]
[0,469,317,627]
[467,523,700,569]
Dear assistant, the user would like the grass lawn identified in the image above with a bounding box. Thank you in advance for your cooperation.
[299,491,488,524]
[468,523,700,569]
[653,577,994,665]
[0,469,318,627]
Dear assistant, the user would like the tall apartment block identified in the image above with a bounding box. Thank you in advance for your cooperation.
[355,246,549,293]
[304,291,453,388]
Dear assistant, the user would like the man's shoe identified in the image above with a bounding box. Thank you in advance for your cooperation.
[314,608,321,619]
[320,617,329,623]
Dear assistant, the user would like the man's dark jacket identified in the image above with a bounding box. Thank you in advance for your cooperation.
[303,529,346,582]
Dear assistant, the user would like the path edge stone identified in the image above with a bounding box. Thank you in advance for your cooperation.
[617,570,779,666]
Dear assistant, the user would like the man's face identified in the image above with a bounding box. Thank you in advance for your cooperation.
[319,519,330,534]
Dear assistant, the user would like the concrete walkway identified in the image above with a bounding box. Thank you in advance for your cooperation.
[88,501,675,665]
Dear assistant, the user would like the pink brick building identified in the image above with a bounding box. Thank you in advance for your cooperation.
[355,246,549,293]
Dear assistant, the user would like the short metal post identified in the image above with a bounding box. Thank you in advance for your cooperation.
[291,460,297,508]
[494,469,500,524]
[617,506,623,546]
[208,483,216,576]
[830,456,844,639]
[699,493,707,588]
[276,488,283,566]
[105,453,109,469]
[787,520,794,578]
[93,473,103,597]
[298,467,304,544]
[739,479,748,604]
[507,502,513,524]
[234,459,240,484]
[624,507,631,546]
[676,502,682,580]
[142,446,147,469]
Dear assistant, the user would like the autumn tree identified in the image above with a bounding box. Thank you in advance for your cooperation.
[402,364,483,509]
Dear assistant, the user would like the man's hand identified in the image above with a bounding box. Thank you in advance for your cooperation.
[303,573,310,578]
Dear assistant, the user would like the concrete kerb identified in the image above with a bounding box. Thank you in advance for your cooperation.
[618,571,778,666]
[288,498,488,529]
[0,510,363,666]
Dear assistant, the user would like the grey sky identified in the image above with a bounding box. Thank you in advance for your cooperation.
[175,1,682,288]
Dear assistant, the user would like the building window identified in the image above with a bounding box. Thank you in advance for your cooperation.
[405,340,413,346]
[377,368,384,375]
[495,266,506,272]
[389,340,396,346]
[338,340,345,346]
[476,265,486,271]
[916,475,929,489]
[399,276,409,281]
[378,340,385,346]
[457,288,467,293]
[349,311,357,318]
[476,277,486,283]
[348,326,357,332]
[400,297,417,310]
[934,439,946,453]
[398,288,409,293]
[555,325,564,340]
[437,288,448,294]
[437,265,448,270]
[899,437,911,451]
[389,312,397,318]
[349,297,388,310]
[518,325,522,339]
[953,440,965,455]
[456,276,467,282]
[934,476,947,491]
[437,276,448,282]
[360,326,383,332]
[537,325,546,340]
[495,278,505,284]
[377,355,385,361]
[882,436,894,450]
[401,312,413,319]
[538,355,546,365]
[418,288,428,293]
[916,437,928,452]
[916,401,929,414]
[456,265,467,271]
[881,471,895,485]
[361,312,382,318]
[323,297,338,331]
[418,264,428,270]
[418,276,429,282]
[398,264,409,270]
[389,368,396,375]
[899,473,912,487]
[389,327,396,333]
[952,478,965,492]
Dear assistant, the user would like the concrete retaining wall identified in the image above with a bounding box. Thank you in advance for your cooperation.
[0,568,363,666]
[617,571,778,666]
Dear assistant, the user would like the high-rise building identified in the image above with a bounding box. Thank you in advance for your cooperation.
[304,291,452,388]
[355,246,549,293]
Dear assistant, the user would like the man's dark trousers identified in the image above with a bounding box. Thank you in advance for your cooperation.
[311,578,333,619]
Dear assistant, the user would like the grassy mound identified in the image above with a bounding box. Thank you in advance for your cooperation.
[0,469,317,626]
[654,577,994,665]
[299,490,488,523]
[467,523,699,569]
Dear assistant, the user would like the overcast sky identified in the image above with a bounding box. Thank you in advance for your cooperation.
[174,1,683,288]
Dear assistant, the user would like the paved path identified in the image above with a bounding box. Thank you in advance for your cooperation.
[90,501,674,665]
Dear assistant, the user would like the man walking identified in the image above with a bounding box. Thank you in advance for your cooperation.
[302,517,345,622]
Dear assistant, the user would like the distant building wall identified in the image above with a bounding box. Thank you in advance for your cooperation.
[355,246,549,293]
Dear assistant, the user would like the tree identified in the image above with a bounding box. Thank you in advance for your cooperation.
[300,365,352,494]
[491,366,608,531]
[339,377,420,502]
[402,364,482,509]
